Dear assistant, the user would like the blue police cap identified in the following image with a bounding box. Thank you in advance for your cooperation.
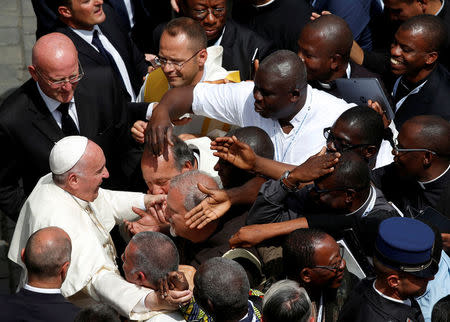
[374,217,436,278]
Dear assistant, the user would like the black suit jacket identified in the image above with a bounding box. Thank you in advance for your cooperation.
[54,3,148,100]
[0,288,80,322]
[394,64,450,128]
[0,67,140,221]
[152,19,274,81]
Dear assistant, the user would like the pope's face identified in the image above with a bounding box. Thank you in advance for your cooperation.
[75,142,109,202]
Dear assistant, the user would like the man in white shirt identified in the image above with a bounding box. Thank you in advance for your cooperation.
[8,136,191,320]
[146,50,354,166]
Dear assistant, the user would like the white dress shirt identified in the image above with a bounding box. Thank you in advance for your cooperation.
[71,25,136,101]
[36,83,80,131]
[192,82,354,165]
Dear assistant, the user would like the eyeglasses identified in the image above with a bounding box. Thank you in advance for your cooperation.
[191,7,225,20]
[392,138,437,155]
[154,50,202,71]
[311,245,345,273]
[323,127,371,152]
[34,61,84,86]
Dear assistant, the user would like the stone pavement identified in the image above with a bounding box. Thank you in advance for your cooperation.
[0,0,36,100]
[0,0,37,294]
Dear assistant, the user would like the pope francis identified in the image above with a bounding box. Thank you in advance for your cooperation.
[8,136,191,320]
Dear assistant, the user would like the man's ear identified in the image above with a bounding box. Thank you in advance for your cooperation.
[61,261,70,282]
[425,51,438,66]
[197,49,208,67]
[300,267,312,283]
[344,189,356,204]
[136,271,147,286]
[423,151,434,167]
[28,65,38,81]
[290,88,301,103]
[363,145,378,160]
[67,172,79,189]
[386,273,400,289]
[182,160,195,172]
[330,54,342,71]
[21,248,26,263]
[58,6,72,19]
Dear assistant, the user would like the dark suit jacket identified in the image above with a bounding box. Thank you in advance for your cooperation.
[152,19,275,81]
[232,0,313,52]
[0,67,140,221]
[394,64,450,128]
[54,3,148,101]
[0,288,80,322]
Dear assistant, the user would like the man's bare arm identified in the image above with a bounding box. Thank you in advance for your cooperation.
[145,86,195,155]
[229,217,309,248]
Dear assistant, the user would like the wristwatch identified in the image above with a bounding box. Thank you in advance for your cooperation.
[280,171,298,192]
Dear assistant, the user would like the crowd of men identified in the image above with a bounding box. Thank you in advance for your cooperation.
[0,0,449,321]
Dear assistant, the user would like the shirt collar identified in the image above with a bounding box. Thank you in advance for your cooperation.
[345,185,375,217]
[24,284,61,294]
[346,63,351,78]
[373,280,412,306]
[70,25,101,43]
[36,82,75,113]
[418,164,450,189]
[72,194,91,210]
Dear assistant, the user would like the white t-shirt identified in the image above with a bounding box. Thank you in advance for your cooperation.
[192,82,354,165]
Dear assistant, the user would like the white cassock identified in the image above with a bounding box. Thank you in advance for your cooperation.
[8,173,161,320]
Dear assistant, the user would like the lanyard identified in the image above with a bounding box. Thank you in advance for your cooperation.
[274,107,310,162]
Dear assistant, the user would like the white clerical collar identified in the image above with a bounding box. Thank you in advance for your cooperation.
[24,284,61,294]
[373,280,411,306]
[418,164,450,189]
[254,0,276,8]
[36,82,75,113]
[72,194,90,209]
[436,0,445,15]
[346,63,351,78]
[345,185,376,217]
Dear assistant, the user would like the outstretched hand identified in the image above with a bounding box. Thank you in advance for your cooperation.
[211,135,257,171]
[184,183,232,229]
[289,147,340,184]
[124,204,168,236]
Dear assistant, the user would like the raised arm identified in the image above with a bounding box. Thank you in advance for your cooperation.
[145,86,195,155]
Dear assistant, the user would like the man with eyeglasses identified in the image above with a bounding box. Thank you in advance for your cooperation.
[158,0,274,80]
[283,228,360,322]
[0,32,138,221]
[229,151,399,259]
[372,115,450,219]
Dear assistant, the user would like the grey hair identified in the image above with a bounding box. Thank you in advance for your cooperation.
[129,231,179,286]
[169,170,219,211]
[262,280,312,322]
[194,257,250,321]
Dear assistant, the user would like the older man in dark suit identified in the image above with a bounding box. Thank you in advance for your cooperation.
[0,32,139,221]
[0,227,79,322]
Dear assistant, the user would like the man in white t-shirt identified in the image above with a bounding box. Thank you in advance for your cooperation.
[146,50,354,166]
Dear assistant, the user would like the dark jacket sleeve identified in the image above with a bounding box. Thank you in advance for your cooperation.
[246,179,308,225]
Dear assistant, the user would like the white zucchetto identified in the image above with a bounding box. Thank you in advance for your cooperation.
[49,136,88,174]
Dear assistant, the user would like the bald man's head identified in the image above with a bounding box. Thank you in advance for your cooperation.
[402,115,450,158]
[258,50,307,90]
[29,33,80,103]
[298,15,353,82]
[23,227,72,279]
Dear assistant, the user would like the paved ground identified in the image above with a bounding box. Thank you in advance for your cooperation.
[0,0,36,100]
[0,0,37,294]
